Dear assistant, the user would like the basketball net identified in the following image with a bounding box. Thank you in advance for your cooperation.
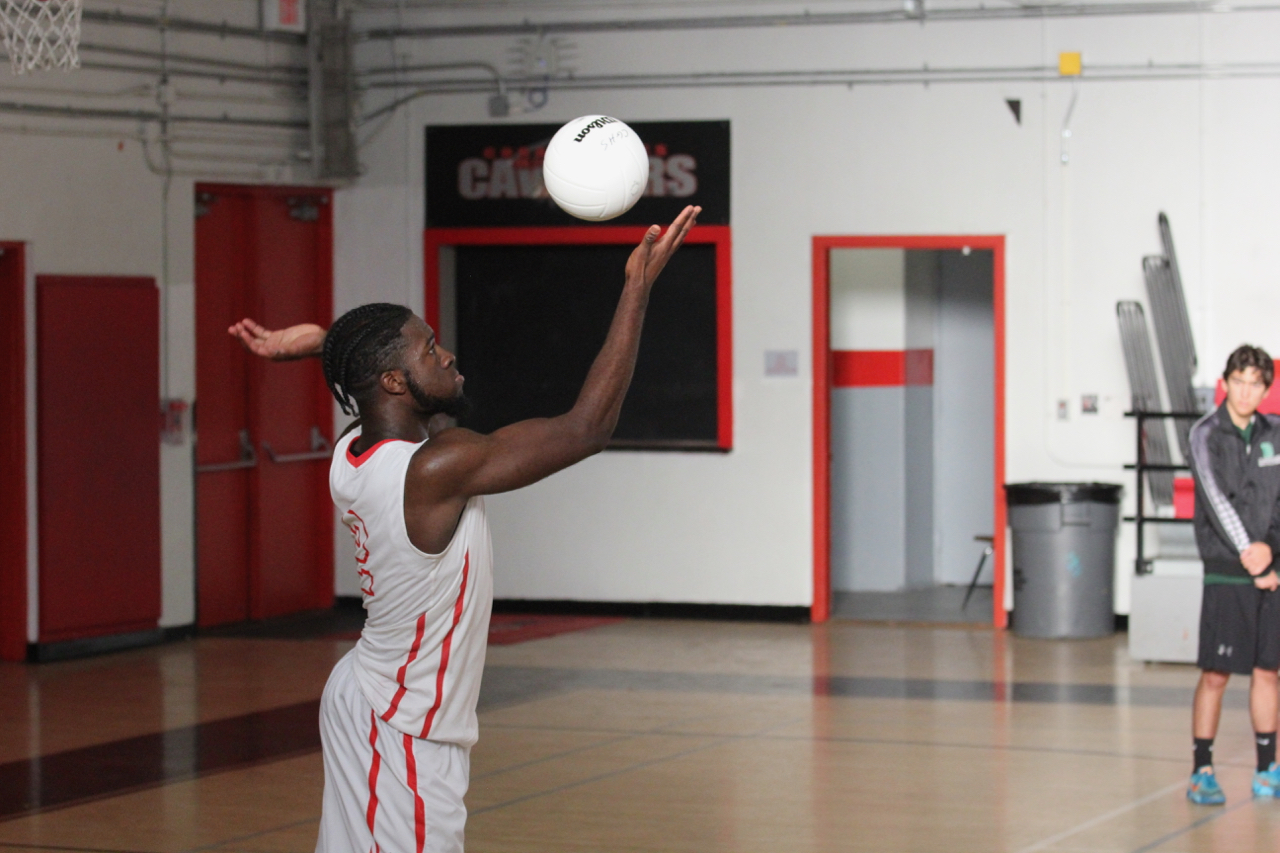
[0,0,81,74]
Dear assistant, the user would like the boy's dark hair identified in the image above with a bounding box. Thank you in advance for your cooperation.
[1223,344,1274,388]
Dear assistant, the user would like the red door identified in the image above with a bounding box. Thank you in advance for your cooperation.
[37,276,162,642]
[0,243,27,660]
[195,185,334,627]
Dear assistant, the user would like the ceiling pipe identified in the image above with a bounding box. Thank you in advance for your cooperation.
[354,0,1280,40]
[79,42,308,78]
[356,59,1280,108]
[75,59,309,88]
[0,100,307,128]
[82,8,306,45]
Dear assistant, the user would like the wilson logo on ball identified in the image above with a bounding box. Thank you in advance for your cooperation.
[572,116,618,143]
[543,115,649,221]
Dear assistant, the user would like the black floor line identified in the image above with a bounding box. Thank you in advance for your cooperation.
[0,665,1224,822]
[0,701,322,822]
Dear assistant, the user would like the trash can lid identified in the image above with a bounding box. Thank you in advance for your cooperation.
[1005,482,1123,506]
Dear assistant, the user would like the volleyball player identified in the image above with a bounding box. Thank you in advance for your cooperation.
[230,204,700,851]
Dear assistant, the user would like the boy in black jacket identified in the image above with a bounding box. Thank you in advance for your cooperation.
[1187,345,1280,804]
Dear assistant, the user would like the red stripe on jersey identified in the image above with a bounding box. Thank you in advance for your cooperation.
[420,552,470,738]
[366,712,382,835]
[405,733,426,853]
[347,438,409,468]
[381,612,428,722]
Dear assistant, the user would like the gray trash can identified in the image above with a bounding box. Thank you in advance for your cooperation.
[1006,482,1123,639]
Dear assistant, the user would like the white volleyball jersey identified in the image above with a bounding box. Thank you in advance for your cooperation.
[330,429,494,747]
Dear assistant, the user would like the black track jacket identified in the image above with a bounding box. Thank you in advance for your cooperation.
[1189,405,1280,579]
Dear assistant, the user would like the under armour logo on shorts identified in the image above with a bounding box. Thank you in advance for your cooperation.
[1219,644,1234,657]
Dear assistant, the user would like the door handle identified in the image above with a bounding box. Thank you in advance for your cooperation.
[196,429,259,473]
[262,426,334,464]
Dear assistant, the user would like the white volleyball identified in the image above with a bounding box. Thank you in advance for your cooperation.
[542,115,649,221]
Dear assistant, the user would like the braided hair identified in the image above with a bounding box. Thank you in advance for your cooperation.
[321,303,415,416]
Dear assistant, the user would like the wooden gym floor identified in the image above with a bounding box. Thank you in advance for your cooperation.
[0,617,1276,852]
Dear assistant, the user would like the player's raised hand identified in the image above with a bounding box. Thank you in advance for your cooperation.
[625,204,701,290]
[229,318,326,361]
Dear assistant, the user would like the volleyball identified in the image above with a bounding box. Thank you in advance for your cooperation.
[543,115,649,221]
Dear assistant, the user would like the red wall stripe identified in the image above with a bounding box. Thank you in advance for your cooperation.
[833,351,903,386]
[832,350,934,388]
[904,349,934,386]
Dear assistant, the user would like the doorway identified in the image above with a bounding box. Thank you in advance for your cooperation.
[811,236,1006,626]
[194,184,334,627]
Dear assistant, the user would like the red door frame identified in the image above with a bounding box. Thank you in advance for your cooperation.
[423,224,734,450]
[0,242,27,660]
[811,235,1007,626]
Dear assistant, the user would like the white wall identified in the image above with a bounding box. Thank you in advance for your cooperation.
[830,249,905,351]
[0,1,309,633]
[341,4,1280,613]
[10,3,1280,621]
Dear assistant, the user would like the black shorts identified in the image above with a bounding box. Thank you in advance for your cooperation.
[1198,583,1280,674]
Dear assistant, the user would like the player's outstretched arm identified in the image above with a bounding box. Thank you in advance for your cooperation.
[228,318,326,360]
[417,204,701,500]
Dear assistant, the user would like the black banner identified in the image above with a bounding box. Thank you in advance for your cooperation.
[425,120,729,227]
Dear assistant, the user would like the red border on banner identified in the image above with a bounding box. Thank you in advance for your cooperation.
[424,224,733,450]
[812,235,1006,627]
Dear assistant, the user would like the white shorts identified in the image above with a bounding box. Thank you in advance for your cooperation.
[316,650,470,853]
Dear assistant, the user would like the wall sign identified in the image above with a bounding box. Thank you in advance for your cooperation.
[426,120,730,227]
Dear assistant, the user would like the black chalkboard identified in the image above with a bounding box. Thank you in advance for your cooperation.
[454,244,720,449]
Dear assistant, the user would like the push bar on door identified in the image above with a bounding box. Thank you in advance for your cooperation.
[196,429,259,473]
[262,426,334,464]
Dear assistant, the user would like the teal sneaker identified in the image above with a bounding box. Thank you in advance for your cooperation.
[1253,762,1280,798]
[1188,768,1226,805]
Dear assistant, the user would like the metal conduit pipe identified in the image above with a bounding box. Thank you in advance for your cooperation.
[0,85,306,110]
[79,42,308,77]
[82,8,306,45]
[0,124,300,146]
[358,62,506,123]
[0,100,307,128]
[354,0,1280,39]
[356,59,1280,112]
[76,59,309,88]
[358,60,503,80]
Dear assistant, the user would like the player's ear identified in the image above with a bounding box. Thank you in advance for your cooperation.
[379,369,408,396]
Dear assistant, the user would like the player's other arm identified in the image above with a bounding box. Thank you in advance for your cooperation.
[229,318,325,360]
[420,204,701,498]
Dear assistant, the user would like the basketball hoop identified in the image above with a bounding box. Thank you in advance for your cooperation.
[0,0,81,74]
